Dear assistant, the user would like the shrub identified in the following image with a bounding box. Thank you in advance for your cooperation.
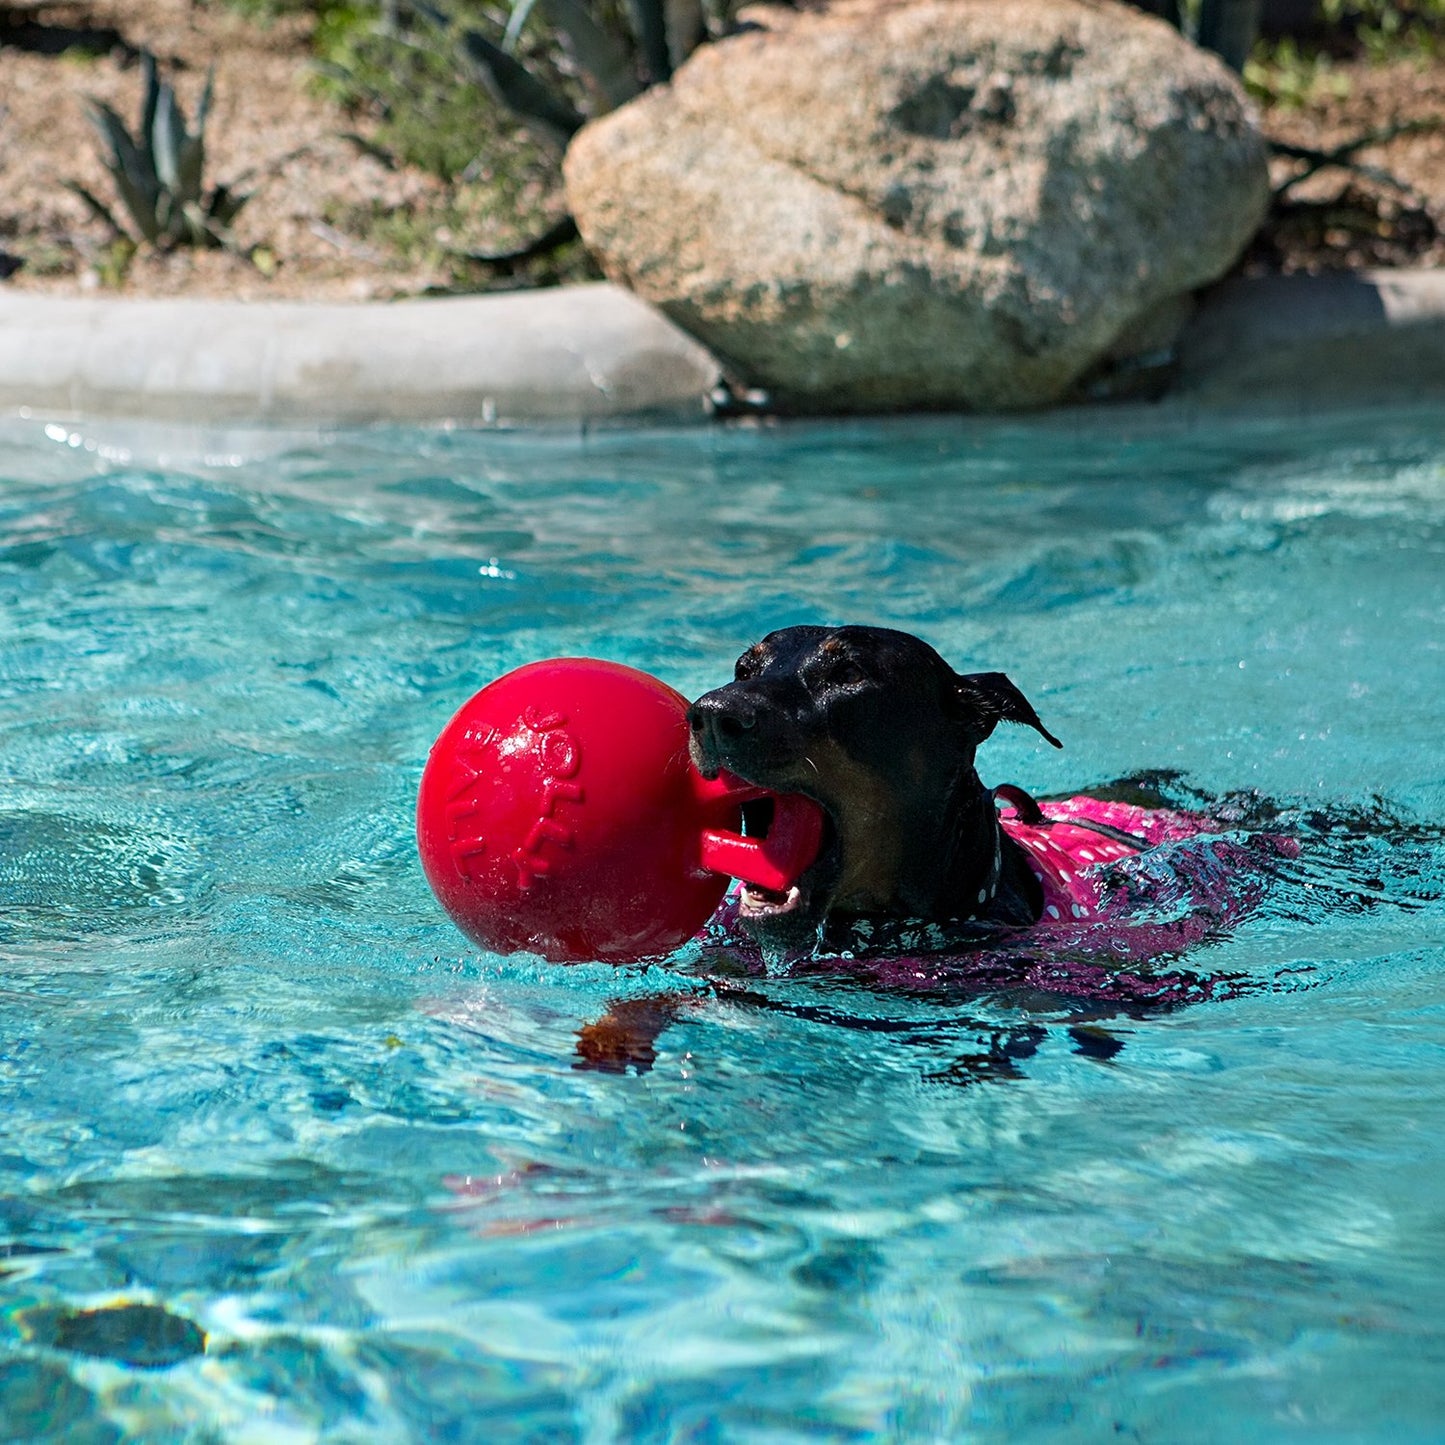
[66,52,250,249]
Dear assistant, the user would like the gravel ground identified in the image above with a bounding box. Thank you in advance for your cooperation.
[0,0,1441,300]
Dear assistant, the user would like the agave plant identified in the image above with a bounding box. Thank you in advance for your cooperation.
[417,0,723,150]
[67,52,249,249]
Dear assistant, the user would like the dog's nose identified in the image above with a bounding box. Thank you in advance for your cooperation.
[688,690,756,743]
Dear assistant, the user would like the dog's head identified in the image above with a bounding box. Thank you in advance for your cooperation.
[688,625,1060,946]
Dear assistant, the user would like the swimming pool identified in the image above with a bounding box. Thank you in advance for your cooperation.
[1,405,1442,1441]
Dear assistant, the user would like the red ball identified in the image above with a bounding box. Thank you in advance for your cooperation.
[417,659,748,962]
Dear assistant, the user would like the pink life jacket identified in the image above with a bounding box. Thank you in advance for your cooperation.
[994,785,1215,924]
[706,785,1296,1001]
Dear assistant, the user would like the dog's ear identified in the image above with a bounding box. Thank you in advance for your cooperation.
[953,671,1063,749]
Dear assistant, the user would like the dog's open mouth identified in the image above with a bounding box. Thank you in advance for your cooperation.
[738,881,804,918]
[735,795,836,922]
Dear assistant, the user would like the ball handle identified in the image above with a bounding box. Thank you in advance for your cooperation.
[692,770,826,893]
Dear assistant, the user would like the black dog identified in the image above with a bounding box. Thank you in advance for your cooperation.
[576,625,1070,1072]
[687,624,1062,952]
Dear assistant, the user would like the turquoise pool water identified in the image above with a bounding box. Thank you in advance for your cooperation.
[1,406,1443,1442]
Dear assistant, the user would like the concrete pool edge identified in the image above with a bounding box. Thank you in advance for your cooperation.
[1170,269,1445,412]
[0,282,723,428]
[0,269,1441,427]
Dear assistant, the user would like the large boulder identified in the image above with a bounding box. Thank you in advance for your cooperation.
[563,0,1270,412]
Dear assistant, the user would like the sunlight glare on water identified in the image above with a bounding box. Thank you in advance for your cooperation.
[0,406,1443,1442]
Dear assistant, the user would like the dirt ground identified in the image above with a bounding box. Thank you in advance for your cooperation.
[1,0,1442,300]
[0,0,567,298]
[1243,53,1445,273]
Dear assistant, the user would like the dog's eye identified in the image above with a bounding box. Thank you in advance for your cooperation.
[734,647,765,680]
[822,657,868,687]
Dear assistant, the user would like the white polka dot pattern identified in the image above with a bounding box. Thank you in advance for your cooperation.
[997,794,1189,923]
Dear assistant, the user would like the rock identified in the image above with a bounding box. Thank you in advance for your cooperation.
[563,0,1270,412]
[23,1302,206,1369]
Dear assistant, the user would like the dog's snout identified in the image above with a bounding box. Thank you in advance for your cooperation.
[688,690,756,743]
[688,677,808,785]
[709,704,756,741]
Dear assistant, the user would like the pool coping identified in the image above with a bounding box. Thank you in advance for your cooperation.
[0,268,1442,428]
[0,282,722,428]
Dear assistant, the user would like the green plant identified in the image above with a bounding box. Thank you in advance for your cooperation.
[66,51,249,249]
[1319,0,1445,61]
[312,2,540,182]
[1244,1,1445,105]
[203,0,329,18]
[95,236,138,288]
[202,0,733,277]
[442,0,723,145]
[297,0,733,271]
[320,0,731,161]
[1244,36,1351,107]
